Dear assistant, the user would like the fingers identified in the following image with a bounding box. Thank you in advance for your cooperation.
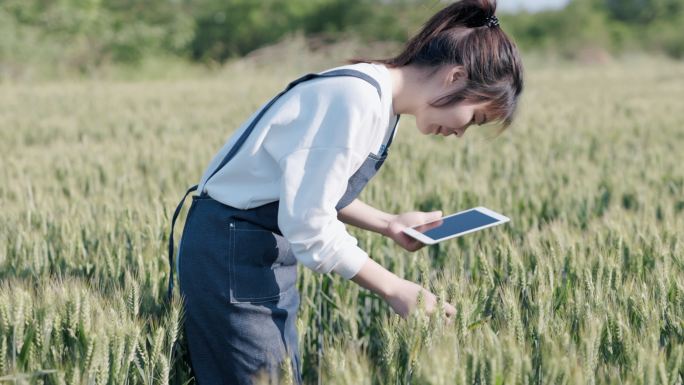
[419,210,442,229]
[403,303,456,321]
[444,302,456,318]
[444,303,456,325]
[416,211,443,232]
[397,232,425,252]
[427,210,443,221]
[393,287,456,323]
[406,239,423,252]
[424,289,456,320]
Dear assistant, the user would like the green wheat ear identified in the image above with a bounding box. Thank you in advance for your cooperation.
[0,337,7,375]
[280,354,295,385]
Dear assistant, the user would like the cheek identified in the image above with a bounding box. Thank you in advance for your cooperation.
[444,110,470,129]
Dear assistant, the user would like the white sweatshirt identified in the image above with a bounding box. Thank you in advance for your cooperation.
[197,62,399,279]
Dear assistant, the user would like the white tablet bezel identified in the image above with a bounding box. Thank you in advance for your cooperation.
[401,206,510,245]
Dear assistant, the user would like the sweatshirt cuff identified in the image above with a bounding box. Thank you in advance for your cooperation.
[330,245,370,280]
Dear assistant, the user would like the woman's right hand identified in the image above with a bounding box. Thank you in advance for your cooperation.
[350,258,455,320]
[383,278,456,319]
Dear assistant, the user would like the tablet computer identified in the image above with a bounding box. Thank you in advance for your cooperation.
[401,206,510,245]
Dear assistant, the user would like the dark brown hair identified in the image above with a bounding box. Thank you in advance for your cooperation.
[353,0,524,131]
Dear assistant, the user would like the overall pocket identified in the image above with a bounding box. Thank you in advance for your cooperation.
[228,219,297,304]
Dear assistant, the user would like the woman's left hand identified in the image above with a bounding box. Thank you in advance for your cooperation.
[384,210,443,252]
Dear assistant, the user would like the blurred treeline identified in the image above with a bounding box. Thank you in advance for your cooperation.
[1,0,683,78]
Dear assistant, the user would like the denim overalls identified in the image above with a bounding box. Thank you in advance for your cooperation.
[168,69,400,384]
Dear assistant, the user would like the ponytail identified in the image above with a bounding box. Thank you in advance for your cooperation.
[353,0,524,130]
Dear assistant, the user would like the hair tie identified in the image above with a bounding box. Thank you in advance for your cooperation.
[484,15,499,28]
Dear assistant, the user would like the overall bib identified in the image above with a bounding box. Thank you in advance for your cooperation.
[168,69,400,384]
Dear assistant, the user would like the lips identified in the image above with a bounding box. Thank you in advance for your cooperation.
[432,125,452,136]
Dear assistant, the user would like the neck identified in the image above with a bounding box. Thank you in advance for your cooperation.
[385,64,426,116]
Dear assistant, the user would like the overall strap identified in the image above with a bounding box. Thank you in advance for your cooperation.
[167,69,383,301]
[381,115,401,156]
[167,184,198,301]
[201,69,383,190]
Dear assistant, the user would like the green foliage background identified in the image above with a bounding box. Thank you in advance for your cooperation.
[1,0,683,79]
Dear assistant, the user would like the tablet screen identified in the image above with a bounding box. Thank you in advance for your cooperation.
[415,209,501,240]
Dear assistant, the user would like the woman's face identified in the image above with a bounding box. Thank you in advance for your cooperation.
[415,99,490,138]
[413,65,491,138]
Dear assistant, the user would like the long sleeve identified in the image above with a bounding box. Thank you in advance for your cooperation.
[266,78,382,279]
[277,148,369,279]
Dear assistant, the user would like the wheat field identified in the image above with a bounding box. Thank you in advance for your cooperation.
[1,47,683,384]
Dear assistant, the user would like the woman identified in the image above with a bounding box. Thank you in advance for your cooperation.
[169,0,523,383]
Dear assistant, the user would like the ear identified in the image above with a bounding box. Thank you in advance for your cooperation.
[445,65,467,85]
